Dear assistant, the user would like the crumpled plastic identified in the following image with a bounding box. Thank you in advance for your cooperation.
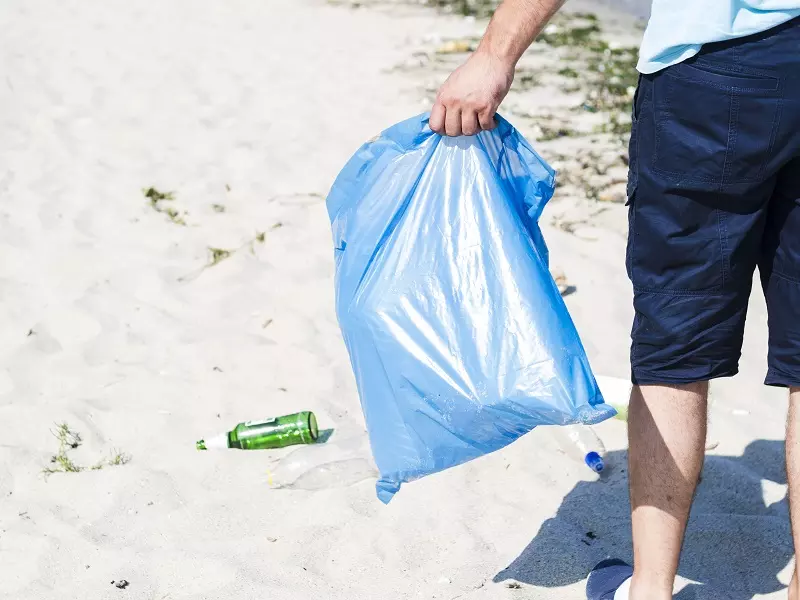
[327,114,614,503]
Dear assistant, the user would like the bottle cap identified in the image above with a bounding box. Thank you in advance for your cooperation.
[584,451,605,473]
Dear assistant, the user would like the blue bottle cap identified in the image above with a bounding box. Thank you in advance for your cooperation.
[585,451,605,473]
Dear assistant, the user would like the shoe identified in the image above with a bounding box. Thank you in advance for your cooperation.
[586,559,633,600]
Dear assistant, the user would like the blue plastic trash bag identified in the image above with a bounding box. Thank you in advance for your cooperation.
[327,113,615,503]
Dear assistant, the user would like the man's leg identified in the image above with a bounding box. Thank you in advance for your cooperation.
[589,52,779,600]
[628,383,708,600]
[761,161,800,598]
[588,19,797,600]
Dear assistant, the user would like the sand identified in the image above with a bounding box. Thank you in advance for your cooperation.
[0,0,793,598]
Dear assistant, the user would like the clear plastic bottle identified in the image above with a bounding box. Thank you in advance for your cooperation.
[266,436,378,491]
[556,425,607,473]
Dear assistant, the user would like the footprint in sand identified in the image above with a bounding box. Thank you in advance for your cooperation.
[26,328,63,355]
[0,533,50,597]
[35,306,103,349]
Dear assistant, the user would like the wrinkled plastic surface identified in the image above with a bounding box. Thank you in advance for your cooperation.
[266,436,377,491]
[327,114,615,503]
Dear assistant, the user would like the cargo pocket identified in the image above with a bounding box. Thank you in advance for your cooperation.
[652,59,781,188]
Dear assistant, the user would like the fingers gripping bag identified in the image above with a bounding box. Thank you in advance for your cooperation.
[326,114,615,503]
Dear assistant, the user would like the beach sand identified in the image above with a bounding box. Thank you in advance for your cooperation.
[0,1,793,598]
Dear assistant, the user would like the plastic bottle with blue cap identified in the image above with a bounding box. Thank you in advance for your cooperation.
[559,425,607,473]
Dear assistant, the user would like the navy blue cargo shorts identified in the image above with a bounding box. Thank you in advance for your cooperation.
[627,18,800,387]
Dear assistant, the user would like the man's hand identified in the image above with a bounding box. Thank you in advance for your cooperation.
[430,51,514,137]
[428,0,565,137]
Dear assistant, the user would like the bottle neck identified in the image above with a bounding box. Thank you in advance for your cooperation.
[227,431,241,449]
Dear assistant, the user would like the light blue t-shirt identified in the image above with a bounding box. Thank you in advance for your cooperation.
[638,0,800,73]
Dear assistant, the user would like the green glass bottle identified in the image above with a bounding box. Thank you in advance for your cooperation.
[196,412,318,450]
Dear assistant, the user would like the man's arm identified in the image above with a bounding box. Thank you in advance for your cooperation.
[429,0,565,136]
